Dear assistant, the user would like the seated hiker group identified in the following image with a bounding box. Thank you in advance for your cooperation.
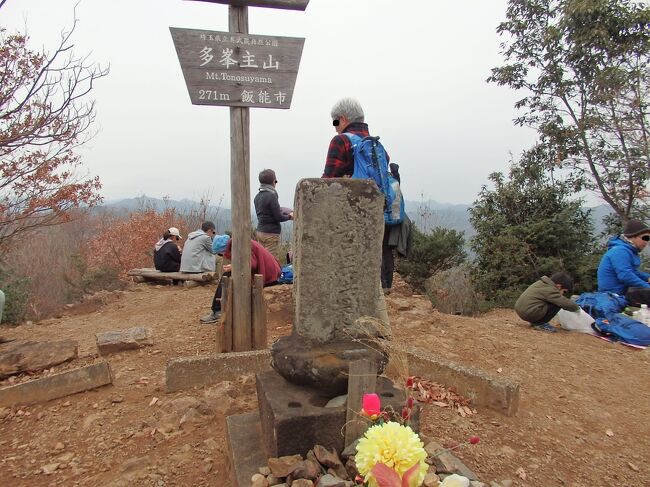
[515,219,650,345]
[150,97,412,324]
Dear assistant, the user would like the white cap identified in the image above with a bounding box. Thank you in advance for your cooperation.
[168,227,182,239]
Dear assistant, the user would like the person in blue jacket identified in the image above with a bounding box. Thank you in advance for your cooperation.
[597,219,650,303]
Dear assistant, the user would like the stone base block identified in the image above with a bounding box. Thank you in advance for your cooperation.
[256,369,418,458]
[226,412,267,487]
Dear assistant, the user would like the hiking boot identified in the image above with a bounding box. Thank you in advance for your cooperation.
[532,322,557,333]
[200,311,221,324]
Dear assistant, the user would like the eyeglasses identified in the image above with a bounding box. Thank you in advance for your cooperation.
[642,235,650,241]
[332,119,340,127]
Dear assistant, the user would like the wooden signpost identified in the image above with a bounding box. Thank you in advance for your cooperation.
[172,0,308,352]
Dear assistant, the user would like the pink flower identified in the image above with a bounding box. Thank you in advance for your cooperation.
[361,393,381,419]
[406,376,414,388]
[468,436,480,445]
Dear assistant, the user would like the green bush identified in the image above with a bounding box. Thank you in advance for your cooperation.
[469,144,599,305]
[0,266,30,324]
[397,226,466,292]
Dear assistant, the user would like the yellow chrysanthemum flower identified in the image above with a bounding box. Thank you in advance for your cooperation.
[355,422,429,487]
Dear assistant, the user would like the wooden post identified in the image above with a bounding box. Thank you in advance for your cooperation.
[344,359,377,448]
[251,274,267,349]
[229,5,253,352]
[219,276,234,353]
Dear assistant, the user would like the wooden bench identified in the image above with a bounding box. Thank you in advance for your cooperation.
[127,268,218,287]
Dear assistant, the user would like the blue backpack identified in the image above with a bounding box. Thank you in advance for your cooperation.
[575,292,627,320]
[277,264,293,284]
[344,133,405,226]
[593,314,650,346]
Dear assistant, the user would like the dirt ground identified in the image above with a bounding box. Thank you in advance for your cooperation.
[1,276,649,487]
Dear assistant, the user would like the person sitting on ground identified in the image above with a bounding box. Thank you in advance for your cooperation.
[597,219,650,304]
[254,168,292,262]
[514,272,580,333]
[153,227,183,272]
[200,235,282,324]
[180,221,217,273]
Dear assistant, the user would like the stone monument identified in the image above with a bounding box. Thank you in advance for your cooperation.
[270,178,390,395]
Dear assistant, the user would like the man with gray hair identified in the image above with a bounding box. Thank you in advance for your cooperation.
[323,97,371,178]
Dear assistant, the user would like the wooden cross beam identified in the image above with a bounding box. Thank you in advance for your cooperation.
[186,0,309,11]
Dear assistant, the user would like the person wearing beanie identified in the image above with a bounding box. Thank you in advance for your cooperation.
[597,219,650,301]
[514,272,580,333]
[253,168,292,263]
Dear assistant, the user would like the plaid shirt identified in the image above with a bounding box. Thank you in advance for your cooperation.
[322,122,370,178]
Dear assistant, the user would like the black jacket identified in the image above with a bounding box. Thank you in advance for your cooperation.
[154,241,182,272]
[254,189,290,234]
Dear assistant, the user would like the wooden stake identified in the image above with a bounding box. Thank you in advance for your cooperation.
[229,5,253,352]
[345,359,377,448]
[219,276,234,353]
[251,274,267,349]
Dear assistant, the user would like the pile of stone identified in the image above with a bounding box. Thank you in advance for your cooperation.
[250,444,354,487]
[250,440,486,487]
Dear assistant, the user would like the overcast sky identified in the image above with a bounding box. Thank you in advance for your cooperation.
[3,0,540,207]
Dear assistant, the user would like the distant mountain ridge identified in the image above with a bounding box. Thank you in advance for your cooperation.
[101,196,613,237]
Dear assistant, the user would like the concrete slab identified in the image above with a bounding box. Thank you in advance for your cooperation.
[256,369,418,458]
[393,346,520,416]
[226,411,267,487]
[96,326,153,356]
[0,361,113,407]
[165,350,271,392]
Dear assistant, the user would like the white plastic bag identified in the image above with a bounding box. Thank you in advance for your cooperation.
[557,307,595,334]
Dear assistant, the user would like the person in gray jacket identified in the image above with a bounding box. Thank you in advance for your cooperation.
[180,221,217,273]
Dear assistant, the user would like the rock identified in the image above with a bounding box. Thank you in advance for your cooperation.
[119,456,150,479]
[110,395,124,404]
[270,335,387,396]
[497,446,516,458]
[501,480,513,487]
[41,463,60,475]
[324,395,347,408]
[423,472,440,487]
[258,466,271,476]
[54,442,65,451]
[316,473,346,487]
[313,445,348,480]
[470,482,486,487]
[291,480,314,487]
[0,340,78,379]
[179,407,201,429]
[291,459,321,480]
[252,473,269,487]
[268,454,303,478]
[96,327,154,355]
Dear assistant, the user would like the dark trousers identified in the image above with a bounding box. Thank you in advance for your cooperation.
[210,271,278,313]
[625,287,650,306]
[381,225,394,289]
[530,305,560,326]
[211,271,231,313]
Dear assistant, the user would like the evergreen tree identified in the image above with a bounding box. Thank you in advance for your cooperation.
[469,144,598,304]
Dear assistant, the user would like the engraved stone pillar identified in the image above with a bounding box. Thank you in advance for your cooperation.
[270,179,389,395]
